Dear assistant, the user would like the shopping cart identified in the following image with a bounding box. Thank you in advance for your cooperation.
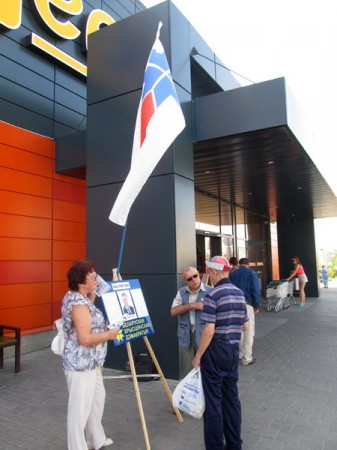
[287,279,297,306]
[266,280,295,312]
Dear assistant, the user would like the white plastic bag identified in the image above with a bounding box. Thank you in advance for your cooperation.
[172,367,205,419]
[51,318,65,355]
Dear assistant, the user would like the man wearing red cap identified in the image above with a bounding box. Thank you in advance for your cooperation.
[192,256,249,450]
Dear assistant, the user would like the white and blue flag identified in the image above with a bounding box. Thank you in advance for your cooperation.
[109,22,186,226]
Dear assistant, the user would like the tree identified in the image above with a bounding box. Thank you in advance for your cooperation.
[328,251,337,279]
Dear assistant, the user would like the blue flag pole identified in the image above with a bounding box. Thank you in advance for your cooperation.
[116,221,128,277]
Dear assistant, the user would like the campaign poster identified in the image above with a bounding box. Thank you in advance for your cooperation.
[101,279,155,346]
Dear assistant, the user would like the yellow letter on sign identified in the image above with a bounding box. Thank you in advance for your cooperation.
[0,0,22,30]
[85,9,115,51]
[33,0,82,40]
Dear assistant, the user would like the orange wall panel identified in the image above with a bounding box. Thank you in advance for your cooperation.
[0,237,51,260]
[0,122,86,331]
[53,199,86,222]
[52,280,68,303]
[0,191,52,218]
[1,304,52,329]
[0,261,51,284]
[53,241,86,261]
[0,143,53,177]
[0,214,51,239]
[53,261,74,281]
[53,220,85,242]
[53,179,86,204]
[0,167,52,198]
[270,222,280,280]
[0,121,54,158]
[52,301,63,321]
[0,283,51,309]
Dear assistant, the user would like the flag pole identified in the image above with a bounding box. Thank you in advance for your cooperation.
[116,221,128,276]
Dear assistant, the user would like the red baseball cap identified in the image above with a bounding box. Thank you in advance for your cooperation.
[206,256,232,272]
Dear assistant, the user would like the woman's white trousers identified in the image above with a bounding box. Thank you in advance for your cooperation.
[65,367,106,450]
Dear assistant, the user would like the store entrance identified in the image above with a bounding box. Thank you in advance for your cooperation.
[196,233,270,294]
[196,233,230,276]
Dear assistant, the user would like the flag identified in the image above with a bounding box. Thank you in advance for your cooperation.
[109,22,186,226]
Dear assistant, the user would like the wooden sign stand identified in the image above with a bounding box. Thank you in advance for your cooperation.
[104,269,183,450]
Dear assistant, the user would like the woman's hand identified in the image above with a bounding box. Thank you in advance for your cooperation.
[106,328,120,340]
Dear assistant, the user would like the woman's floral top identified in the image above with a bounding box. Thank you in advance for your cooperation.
[61,291,107,371]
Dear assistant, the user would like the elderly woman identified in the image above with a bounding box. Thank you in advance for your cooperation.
[62,260,119,450]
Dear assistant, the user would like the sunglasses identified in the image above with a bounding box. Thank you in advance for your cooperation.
[187,274,199,282]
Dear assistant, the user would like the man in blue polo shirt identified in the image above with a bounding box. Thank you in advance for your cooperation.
[192,256,249,450]
[230,258,261,366]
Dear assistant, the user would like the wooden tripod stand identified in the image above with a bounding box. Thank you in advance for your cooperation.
[103,269,183,450]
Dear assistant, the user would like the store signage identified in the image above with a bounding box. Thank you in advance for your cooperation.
[0,0,116,77]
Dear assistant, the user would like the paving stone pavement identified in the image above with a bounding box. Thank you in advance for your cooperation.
[1,288,337,449]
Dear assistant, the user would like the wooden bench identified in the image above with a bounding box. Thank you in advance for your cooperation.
[0,325,21,373]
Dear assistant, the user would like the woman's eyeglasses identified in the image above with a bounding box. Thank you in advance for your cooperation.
[87,273,98,281]
[187,274,199,282]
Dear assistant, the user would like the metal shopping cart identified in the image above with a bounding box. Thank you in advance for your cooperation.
[287,279,297,306]
[266,280,295,312]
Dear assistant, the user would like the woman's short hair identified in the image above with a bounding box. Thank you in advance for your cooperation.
[67,260,97,291]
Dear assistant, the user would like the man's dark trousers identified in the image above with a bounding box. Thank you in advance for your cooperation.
[201,339,242,450]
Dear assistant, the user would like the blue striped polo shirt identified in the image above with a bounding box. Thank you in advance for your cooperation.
[201,278,249,344]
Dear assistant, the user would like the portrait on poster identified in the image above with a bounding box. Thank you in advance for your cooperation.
[118,291,137,318]
[101,279,155,346]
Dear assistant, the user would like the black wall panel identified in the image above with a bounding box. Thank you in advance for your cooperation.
[86,92,139,186]
[0,56,54,99]
[87,4,171,105]
[0,0,146,138]
[1,34,54,80]
[86,89,188,187]
[195,78,288,142]
[0,99,54,136]
[89,176,178,274]
[86,172,195,378]
[0,76,54,118]
[87,2,202,377]
[55,84,86,115]
[54,104,86,130]
[56,130,86,174]
[278,218,319,297]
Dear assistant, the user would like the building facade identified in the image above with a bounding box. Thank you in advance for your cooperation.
[1,0,336,378]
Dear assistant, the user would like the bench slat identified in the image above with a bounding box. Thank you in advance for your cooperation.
[0,337,18,348]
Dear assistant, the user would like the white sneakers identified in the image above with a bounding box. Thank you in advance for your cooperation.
[88,437,113,449]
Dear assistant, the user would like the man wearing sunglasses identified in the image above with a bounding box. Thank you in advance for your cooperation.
[171,266,212,379]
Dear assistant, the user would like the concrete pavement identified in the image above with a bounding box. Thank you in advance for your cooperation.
[1,287,337,449]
